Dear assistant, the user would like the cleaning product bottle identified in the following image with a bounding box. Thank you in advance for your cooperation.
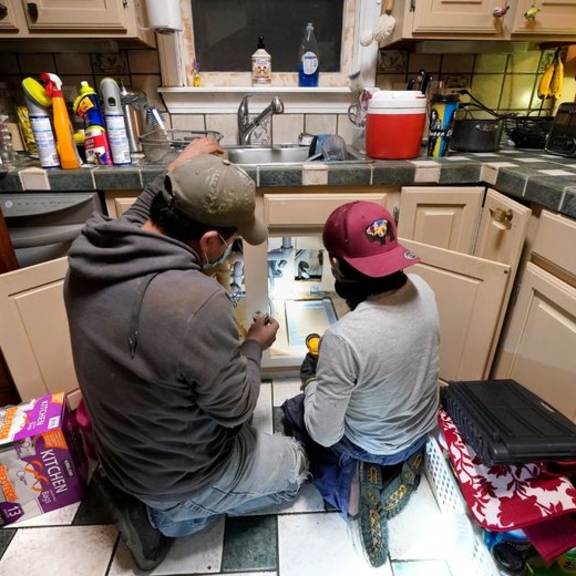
[100,77,132,166]
[298,22,320,87]
[251,36,272,86]
[21,77,60,168]
[40,72,82,169]
[73,81,111,165]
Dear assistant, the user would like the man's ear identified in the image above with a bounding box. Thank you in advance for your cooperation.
[198,230,220,253]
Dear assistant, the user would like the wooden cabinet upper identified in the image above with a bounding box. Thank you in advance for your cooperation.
[0,0,20,31]
[381,0,576,46]
[0,0,155,45]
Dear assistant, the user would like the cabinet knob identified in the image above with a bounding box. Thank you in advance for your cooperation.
[0,4,8,20]
[490,207,513,230]
[492,5,510,18]
[26,2,39,22]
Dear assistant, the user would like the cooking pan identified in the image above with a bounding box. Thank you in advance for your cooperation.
[449,90,509,153]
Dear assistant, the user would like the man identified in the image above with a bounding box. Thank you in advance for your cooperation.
[282,200,440,567]
[64,139,308,571]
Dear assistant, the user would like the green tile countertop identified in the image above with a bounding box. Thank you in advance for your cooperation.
[2,148,576,219]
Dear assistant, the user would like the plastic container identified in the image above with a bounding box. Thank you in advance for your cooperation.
[251,36,272,86]
[100,77,131,166]
[40,72,81,169]
[366,91,427,159]
[22,77,60,168]
[427,93,460,157]
[298,22,319,87]
[73,81,111,165]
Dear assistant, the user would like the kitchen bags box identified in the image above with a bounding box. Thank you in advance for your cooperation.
[0,392,85,525]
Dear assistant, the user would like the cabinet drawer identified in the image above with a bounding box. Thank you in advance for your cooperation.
[261,192,388,227]
[532,210,576,277]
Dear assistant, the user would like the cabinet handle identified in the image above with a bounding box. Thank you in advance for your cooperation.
[26,2,39,22]
[0,4,8,20]
[492,5,510,18]
[490,207,513,230]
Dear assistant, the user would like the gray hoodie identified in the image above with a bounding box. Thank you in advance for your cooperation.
[64,174,263,502]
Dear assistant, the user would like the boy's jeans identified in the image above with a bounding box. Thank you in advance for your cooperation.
[144,425,308,537]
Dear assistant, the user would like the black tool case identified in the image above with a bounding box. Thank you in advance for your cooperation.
[440,379,576,465]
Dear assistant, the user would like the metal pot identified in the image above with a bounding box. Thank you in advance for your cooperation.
[450,115,504,152]
[449,90,507,153]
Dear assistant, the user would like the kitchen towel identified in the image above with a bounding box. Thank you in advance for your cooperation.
[522,514,576,562]
[438,408,576,532]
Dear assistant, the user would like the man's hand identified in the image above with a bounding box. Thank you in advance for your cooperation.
[246,312,279,351]
[167,137,224,172]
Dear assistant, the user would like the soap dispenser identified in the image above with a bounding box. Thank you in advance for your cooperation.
[251,36,272,86]
[298,22,319,87]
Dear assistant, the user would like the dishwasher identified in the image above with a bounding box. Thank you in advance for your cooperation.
[0,192,104,268]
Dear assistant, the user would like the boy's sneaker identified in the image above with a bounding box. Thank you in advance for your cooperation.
[380,448,424,520]
[92,468,174,571]
[357,462,389,567]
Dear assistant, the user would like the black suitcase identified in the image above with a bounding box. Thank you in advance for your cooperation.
[440,379,576,465]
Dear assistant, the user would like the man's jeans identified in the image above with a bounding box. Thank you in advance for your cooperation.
[281,393,427,518]
[144,425,308,537]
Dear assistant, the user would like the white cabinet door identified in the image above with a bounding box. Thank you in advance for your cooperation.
[20,0,127,30]
[511,0,576,36]
[493,262,576,423]
[403,239,511,381]
[0,257,80,407]
[398,186,484,254]
[411,0,505,35]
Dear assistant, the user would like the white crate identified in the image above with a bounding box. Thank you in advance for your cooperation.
[425,433,499,576]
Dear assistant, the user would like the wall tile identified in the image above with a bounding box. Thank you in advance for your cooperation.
[500,74,537,110]
[129,74,164,110]
[55,53,92,76]
[171,115,207,131]
[0,54,19,75]
[378,50,407,73]
[508,51,541,73]
[90,53,128,76]
[17,54,56,75]
[441,55,474,74]
[205,114,238,145]
[127,50,161,74]
[408,54,441,75]
[273,114,303,145]
[469,74,504,109]
[305,114,337,136]
[474,53,507,73]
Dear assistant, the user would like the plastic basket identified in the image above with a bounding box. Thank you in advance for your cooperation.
[139,129,223,164]
[425,433,499,576]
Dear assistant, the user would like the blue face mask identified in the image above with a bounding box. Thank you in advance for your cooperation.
[202,234,234,270]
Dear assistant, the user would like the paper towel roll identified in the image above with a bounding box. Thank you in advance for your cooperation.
[145,0,183,34]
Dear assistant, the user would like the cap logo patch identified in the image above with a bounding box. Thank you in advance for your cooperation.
[366,218,395,244]
[404,250,419,260]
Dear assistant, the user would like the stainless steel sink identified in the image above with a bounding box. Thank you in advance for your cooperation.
[224,145,371,166]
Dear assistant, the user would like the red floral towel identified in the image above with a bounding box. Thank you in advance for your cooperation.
[438,408,576,531]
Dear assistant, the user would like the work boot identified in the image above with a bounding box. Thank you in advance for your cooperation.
[92,467,174,571]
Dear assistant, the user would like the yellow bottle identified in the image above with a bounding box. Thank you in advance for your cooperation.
[40,72,82,169]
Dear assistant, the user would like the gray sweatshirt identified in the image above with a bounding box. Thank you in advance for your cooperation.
[304,274,440,454]
[64,174,263,502]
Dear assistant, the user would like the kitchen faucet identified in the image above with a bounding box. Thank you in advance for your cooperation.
[237,94,285,145]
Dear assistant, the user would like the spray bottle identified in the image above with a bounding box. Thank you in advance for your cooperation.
[40,72,82,169]
[100,77,131,166]
[73,81,111,165]
[21,77,60,168]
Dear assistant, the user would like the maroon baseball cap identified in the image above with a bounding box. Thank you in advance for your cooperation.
[322,201,420,278]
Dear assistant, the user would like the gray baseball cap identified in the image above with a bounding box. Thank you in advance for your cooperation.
[162,155,267,245]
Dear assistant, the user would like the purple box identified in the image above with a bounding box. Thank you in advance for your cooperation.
[0,392,85,526]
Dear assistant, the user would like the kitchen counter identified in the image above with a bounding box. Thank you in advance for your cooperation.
[1,147,576,219]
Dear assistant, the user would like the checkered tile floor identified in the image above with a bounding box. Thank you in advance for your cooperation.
[0,379,460,576]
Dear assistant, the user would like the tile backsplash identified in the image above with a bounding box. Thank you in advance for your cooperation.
[0,44,560,147]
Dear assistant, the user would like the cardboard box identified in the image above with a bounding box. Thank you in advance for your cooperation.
[0,392,85,526]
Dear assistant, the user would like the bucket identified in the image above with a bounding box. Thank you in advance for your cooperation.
[366,91,427,160]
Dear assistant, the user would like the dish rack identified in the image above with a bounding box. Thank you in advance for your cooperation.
[504,113,554,149]
[139,129,224,164]
[425,433,499,576]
